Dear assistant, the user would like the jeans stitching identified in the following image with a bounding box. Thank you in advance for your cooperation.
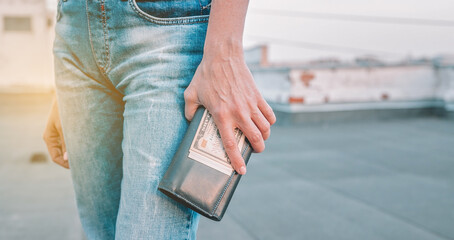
[100,0,111,71]
[85,0,104,74]
[198,0,202,15]
[185,210,194,240]
[129,0,209,25]
[85,0,111,81]
[201,3,211,10]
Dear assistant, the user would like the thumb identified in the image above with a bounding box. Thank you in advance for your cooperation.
[184,89,199,121]
[62,137,67,160]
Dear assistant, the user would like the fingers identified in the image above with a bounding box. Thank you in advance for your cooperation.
[43,132,69,169]
[55,117,67,158]
[57,129,67,162]
[211,104,273,175]
[239,116,265,153]
[184,88,199,121]
[251,109,271,140]
[215,120,247,175]
[43,100,69,169]
[258,98,276,125]
[49,145,69,169]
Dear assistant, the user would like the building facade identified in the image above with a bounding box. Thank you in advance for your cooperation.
[0,0,55,92]
[245,45,454,118]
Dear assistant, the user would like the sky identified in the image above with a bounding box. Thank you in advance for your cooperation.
[244,0,454,62]
[47,0,454,63]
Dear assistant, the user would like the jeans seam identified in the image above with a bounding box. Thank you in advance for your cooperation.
[86,0,111,79]
[201,1,211,16]
[185,210,194,240]
[100,0,111,72]
[129,0,209,25]
[85,0,103,73]
[101,0,110,72]
[201,3,211,10]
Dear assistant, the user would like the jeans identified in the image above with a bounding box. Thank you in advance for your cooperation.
[53,0,211,239]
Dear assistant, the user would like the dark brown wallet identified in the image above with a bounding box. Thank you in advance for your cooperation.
[158,107,252,221]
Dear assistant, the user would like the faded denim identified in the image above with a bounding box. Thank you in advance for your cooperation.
[53,0,211,239]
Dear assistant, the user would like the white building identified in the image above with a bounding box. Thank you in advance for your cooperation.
[0,0,55,92]
[246,45,454,118]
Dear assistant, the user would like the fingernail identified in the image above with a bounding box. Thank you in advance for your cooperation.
[239,166,247,175]
[64,152,68,161]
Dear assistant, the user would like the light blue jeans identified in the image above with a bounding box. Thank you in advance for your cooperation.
[53,1,211,239]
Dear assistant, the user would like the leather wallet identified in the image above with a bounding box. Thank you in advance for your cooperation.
[158,107,252,221]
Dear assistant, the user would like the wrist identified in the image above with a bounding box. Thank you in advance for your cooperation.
[203,37,244,61]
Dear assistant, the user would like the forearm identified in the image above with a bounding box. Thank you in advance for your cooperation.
[185,0,275,175]
[204,0,249,59]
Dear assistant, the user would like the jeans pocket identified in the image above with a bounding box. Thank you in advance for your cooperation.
[129,0,211,25]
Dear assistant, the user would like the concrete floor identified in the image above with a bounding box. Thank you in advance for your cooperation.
[1,93,453,240]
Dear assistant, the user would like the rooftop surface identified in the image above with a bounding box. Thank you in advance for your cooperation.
[1,93,453,240]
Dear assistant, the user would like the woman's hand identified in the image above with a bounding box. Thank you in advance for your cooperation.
[184,0,276,175]
[184,40,276,175]
[43,98,69,169]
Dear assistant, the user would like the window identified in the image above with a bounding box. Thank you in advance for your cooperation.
[4,16,32,32]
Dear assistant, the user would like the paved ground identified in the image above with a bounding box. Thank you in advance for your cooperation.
[1,93,453,240]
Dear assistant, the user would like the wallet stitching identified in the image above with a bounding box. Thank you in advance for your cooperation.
[211,143,250,215]
[159,186,215,217]
[160,143,251,219]
[212,172,235,215]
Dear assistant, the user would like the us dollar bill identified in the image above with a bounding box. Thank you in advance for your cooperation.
[188,109,246,175]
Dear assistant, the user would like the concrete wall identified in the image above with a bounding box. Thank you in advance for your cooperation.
[247,45,454,119]
[288,65,439,104]
[246,45,454,115]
